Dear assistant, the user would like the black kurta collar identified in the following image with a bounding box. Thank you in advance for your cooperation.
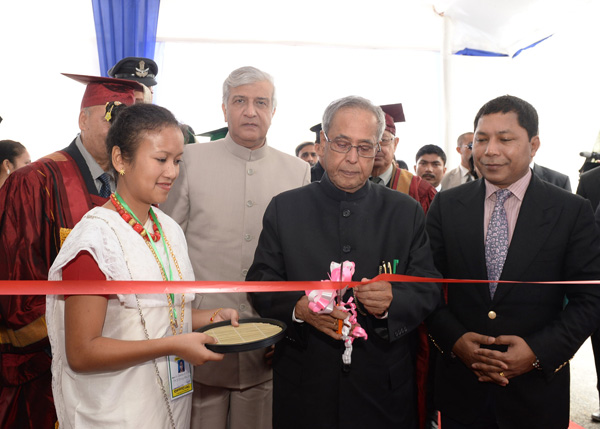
[318,173,371,202]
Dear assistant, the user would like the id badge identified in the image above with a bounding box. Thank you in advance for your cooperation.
[166,322,193,399]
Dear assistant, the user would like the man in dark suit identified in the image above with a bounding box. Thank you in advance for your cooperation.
[577,166,600,211]
[247,95,442,428]
[426,95,600,429]
[578,165,600,421]
[532,163,571,191]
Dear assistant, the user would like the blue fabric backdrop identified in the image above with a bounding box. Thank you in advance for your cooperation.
[92,0,160,76]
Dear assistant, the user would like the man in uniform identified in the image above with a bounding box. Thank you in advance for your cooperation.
[108,56,158,102]
[161,66,310,429]
[0,74,142,428]
[370,103,436,213]
[247,95,442,428]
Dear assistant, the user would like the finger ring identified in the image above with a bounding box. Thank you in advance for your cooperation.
[499,372,505,377]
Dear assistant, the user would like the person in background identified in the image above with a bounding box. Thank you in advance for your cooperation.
[576,165,600,422]
[0,73,142,429]
[531,162,571,191]
[309,123,326,182]
[414,144,447,191]
[46,103,238,428]
[295,141,318,167]
[161,66,310,429]
[108,56,158,103]
[370,103,436,214]
[441,132,474,190]
[426,95,600,429]
[0,140,30,188]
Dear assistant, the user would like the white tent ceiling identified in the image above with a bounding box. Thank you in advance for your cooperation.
[1,0,599,187]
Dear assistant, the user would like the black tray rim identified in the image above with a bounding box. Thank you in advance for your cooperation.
[195,317,287,353]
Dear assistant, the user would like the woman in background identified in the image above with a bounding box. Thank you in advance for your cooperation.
[0,140,30,187]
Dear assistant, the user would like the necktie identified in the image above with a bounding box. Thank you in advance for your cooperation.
[485,189,512,298]
[370,176,383,185]
[466,173,473,183]
[98,173,111,198]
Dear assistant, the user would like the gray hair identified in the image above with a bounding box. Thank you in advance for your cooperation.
[222,66,277,110]
[322,96,385,142]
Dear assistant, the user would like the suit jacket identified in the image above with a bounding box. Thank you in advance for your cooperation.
[576,165,600,211]
[160,134,310,389]
[532,163,571,192]
[247,175,442,428]
[425,174,600,428]
[440,166,463,191]
[310,160,325,182]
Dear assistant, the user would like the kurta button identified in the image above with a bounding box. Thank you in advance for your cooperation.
[242,269,248,276]
[244,234,252,241]
[247,168,254,175]
[488,311,497,320]
[342,209,351,217]
[246,200,254,207]
[342,245,351,253]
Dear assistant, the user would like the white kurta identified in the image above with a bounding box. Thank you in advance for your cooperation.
[46,207,195,429]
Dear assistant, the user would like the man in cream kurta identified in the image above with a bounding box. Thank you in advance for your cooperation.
[161,66,310,429]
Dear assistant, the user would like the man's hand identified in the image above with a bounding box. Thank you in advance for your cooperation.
[294,296,346,340]
[354,279,393,316]
[472,335,536,385]
[452,332,506,383]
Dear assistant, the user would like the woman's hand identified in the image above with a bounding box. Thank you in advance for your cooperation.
[212,307,240,327]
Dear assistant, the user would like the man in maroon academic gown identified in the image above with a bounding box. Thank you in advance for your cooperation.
[370,103,437,215]
[0,74,142,428]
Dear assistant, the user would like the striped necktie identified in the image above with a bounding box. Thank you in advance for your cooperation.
[98,173,111,198]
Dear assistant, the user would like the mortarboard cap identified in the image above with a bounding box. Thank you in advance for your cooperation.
[63,73,143,110]
[108,57,158,87]
[199,127,228,141]
[380,103,405,135]
[310,123,322,143]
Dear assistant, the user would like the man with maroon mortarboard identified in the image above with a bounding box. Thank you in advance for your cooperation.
[370,103,437,214]
[0,74,142,429]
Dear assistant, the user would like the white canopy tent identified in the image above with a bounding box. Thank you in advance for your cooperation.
[1,0,599,186]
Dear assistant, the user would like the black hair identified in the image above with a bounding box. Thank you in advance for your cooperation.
[106,103,181,169]
[415,144,447,165]
[0,140,26,165]
[473,95,538,140]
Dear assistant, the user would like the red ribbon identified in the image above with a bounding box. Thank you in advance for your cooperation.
[0,274,597,295]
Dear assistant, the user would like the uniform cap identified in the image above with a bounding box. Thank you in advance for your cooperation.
[107,57,158,87]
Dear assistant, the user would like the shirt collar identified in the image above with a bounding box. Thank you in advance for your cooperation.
[484,168,532,202]
[75,134,106,180]
[373,163,394,185]
[223,133,269,161]
[319,172,370,202]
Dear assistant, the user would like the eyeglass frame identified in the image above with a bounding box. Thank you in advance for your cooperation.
[323,131,381,158]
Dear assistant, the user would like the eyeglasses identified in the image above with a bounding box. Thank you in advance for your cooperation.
[380,137,395,147]
[463,143,473,150]
[323,132,381,158]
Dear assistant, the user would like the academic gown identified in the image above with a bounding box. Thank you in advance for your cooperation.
[247,174,442,429]
[0,139,106,429]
